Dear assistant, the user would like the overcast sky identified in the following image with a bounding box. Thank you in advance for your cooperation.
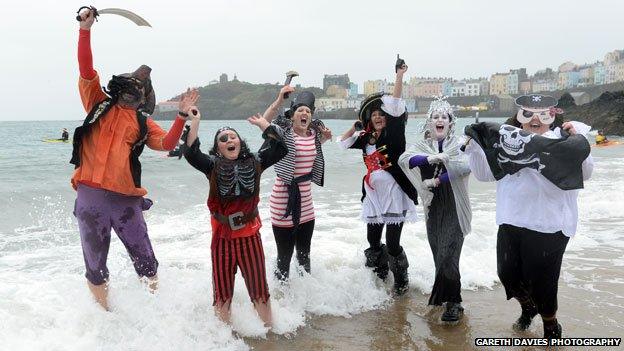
[1,0,623,121]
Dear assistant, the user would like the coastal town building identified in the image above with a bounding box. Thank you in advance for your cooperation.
[489,73,508,96]
[507,69,527,95]
[519,79,532,94]
[604,50,624,65]
[156,101,178,113]
[326,85,349,99]
[451,82,466,97]
[412,78,452,97]
[337,47,624,109]
[558,70,581,90]
[615,62,624,83]
[317,97,347,111]
[605,64,618,84]
[346,97,363,109]
[323,74,350,91]
[578,65,594,86]
[363,79,387,95]
[465,79,486,96]
[594,64,606,85]
[532,79,557,93]
[348,82,358,97]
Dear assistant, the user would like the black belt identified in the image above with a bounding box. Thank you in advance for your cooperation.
[283,173,313,228]
[212,208,259,231]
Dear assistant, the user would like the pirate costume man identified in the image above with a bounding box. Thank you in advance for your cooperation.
[183,110,287,326]
[463,94,594,338]
[261,90,331,281]
[399,97,472,323]
[72,10,189,310]
[337,60,418,295]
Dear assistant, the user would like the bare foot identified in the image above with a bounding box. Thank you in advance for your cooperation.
[87,280,110,311]
[215,300,232,324]
[254,299,273,328]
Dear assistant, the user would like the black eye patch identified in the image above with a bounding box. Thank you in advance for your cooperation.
[218,135,229,143]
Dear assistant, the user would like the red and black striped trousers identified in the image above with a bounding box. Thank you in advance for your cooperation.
[211,232,270,305]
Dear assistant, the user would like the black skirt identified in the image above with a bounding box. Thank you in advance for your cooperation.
[425,182,464,305]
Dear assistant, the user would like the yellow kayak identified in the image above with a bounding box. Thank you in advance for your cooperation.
[592,140,621,148]
[42,138,71,143]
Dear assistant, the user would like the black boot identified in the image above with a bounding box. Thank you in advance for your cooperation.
[441,302,464,323]
[543,319,562,339]
[512,301,538,331]
[364,244,388,281]
[388,247,409,295]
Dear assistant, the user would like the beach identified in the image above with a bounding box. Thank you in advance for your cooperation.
[1,119,622,350]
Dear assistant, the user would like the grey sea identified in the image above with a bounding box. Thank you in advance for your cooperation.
[1,119,623,350]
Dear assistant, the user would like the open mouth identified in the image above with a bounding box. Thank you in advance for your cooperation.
[501,136,523,153]
[530,123,541,129]
[227,145,236,152]
[300,118,308,124]
[436,125,444,132]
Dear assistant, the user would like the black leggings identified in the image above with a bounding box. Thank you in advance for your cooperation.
[273,220,315,280]
[367,223,404,256]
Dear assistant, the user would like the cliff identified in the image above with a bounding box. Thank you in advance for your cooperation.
[152,80,324,120]
[562,91,624,135]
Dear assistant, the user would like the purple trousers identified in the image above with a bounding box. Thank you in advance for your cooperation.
[74,184,158,285]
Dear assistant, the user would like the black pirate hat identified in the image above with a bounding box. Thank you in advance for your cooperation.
[358,92,387,128]
[109,65,156,114]
[285,91,316,118]
[515,94,558,109]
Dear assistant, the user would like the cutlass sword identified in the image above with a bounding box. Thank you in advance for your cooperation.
[75,6,152,27]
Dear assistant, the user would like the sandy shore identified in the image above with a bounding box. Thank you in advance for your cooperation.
[248,247,624,351]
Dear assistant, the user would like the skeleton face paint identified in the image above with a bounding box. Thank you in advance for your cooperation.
[499,125,535,156]
[428,112,451,140]
[216,130,241,160]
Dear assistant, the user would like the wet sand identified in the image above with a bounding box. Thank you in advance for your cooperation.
[248,247,624,350]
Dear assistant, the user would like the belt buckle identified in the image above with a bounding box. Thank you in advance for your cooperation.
[228,211,246,230]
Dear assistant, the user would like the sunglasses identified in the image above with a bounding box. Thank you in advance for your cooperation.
[516,109,555,124]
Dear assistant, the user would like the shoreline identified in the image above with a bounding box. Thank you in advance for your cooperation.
[248,247,624,351]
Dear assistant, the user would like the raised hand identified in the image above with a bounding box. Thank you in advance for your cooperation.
[395,54,408,75]
[320,127,333,143]
[78,7,96,30]
[278,85,295,102]
[396,63,408,75]
[178,88,200,119]
[562,122,577,135]
[188,105,201,120]
[247,113,270,131]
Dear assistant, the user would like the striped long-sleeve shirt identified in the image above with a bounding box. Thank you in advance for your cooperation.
[269,131,317,227]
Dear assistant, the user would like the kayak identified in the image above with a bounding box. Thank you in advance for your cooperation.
[42,139,71,143]
[592,140,621,148]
